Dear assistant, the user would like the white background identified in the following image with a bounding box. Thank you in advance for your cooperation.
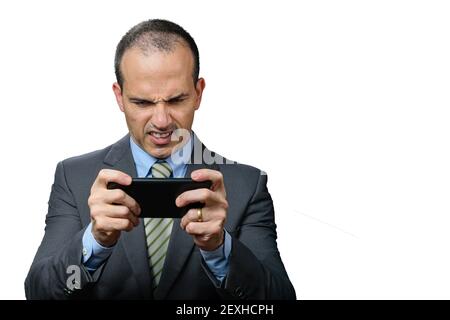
[0,0,449,299]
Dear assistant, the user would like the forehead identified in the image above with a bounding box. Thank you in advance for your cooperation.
[120,44,194,96]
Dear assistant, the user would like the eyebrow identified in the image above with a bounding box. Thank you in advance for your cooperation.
[128,93,189,104]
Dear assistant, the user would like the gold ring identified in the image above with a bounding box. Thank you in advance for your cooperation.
[197,208,203,222]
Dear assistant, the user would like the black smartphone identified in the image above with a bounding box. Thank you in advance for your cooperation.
[107,178,212,218]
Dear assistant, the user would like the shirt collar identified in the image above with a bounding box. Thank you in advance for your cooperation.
[129,132,193,178]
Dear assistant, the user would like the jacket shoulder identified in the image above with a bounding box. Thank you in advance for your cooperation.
[61,145,112,168]
[214,152,264,177]
[55,142,117,187]
[215,153,267,195]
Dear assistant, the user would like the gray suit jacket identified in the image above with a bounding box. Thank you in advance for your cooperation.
[25,134,296,300]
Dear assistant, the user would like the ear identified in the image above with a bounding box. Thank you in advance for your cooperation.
[112,82,125,112]
[193,78,206,111]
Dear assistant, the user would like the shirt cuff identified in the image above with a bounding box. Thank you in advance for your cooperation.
[82,222,115,272]
[199,230,232,283]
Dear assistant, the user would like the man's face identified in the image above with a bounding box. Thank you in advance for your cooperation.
[113,44,205,159]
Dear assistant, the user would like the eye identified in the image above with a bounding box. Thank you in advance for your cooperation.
[169,98,185,105]
[133,100,154,107]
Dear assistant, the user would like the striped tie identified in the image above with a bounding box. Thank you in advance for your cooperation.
[144,160,173,288]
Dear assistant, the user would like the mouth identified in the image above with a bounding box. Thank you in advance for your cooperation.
[150,131,172,138]
[148,130,173,146]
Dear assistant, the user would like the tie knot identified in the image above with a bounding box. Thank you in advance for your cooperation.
[151,160,172,178]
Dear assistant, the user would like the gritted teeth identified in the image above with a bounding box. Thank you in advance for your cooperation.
[150,131,172,138]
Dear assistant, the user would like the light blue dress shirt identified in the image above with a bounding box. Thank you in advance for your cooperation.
[82,133,231,283]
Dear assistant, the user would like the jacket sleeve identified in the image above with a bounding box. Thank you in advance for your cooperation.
[24,161,104,299]
[205,171,296,300]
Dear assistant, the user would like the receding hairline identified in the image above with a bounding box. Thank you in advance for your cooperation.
[132,31,188,54]
[118,32,195,84]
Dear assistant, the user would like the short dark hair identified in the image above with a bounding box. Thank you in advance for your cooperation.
[114,19,200,89]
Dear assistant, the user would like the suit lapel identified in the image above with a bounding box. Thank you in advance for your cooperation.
[103,134,153,299]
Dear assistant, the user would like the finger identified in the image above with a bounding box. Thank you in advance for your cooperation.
[103,189,141,216]
[184,220,223,237]
[104,204,140,226]
[94,216,136,233]
[93,169,132,190]
[191,169,225,192]
[91,203,139,226]
[180,207,208,230]
[176,188,226,208]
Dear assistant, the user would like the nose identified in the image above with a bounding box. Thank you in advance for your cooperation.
[151,103,172,130]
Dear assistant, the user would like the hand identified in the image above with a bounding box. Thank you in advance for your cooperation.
[88,169,141,247]
[177,169,228,251]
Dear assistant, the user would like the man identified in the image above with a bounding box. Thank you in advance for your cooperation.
[25,19,296,300]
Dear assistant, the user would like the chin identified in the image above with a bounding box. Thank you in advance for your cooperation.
[146,145,174,159]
